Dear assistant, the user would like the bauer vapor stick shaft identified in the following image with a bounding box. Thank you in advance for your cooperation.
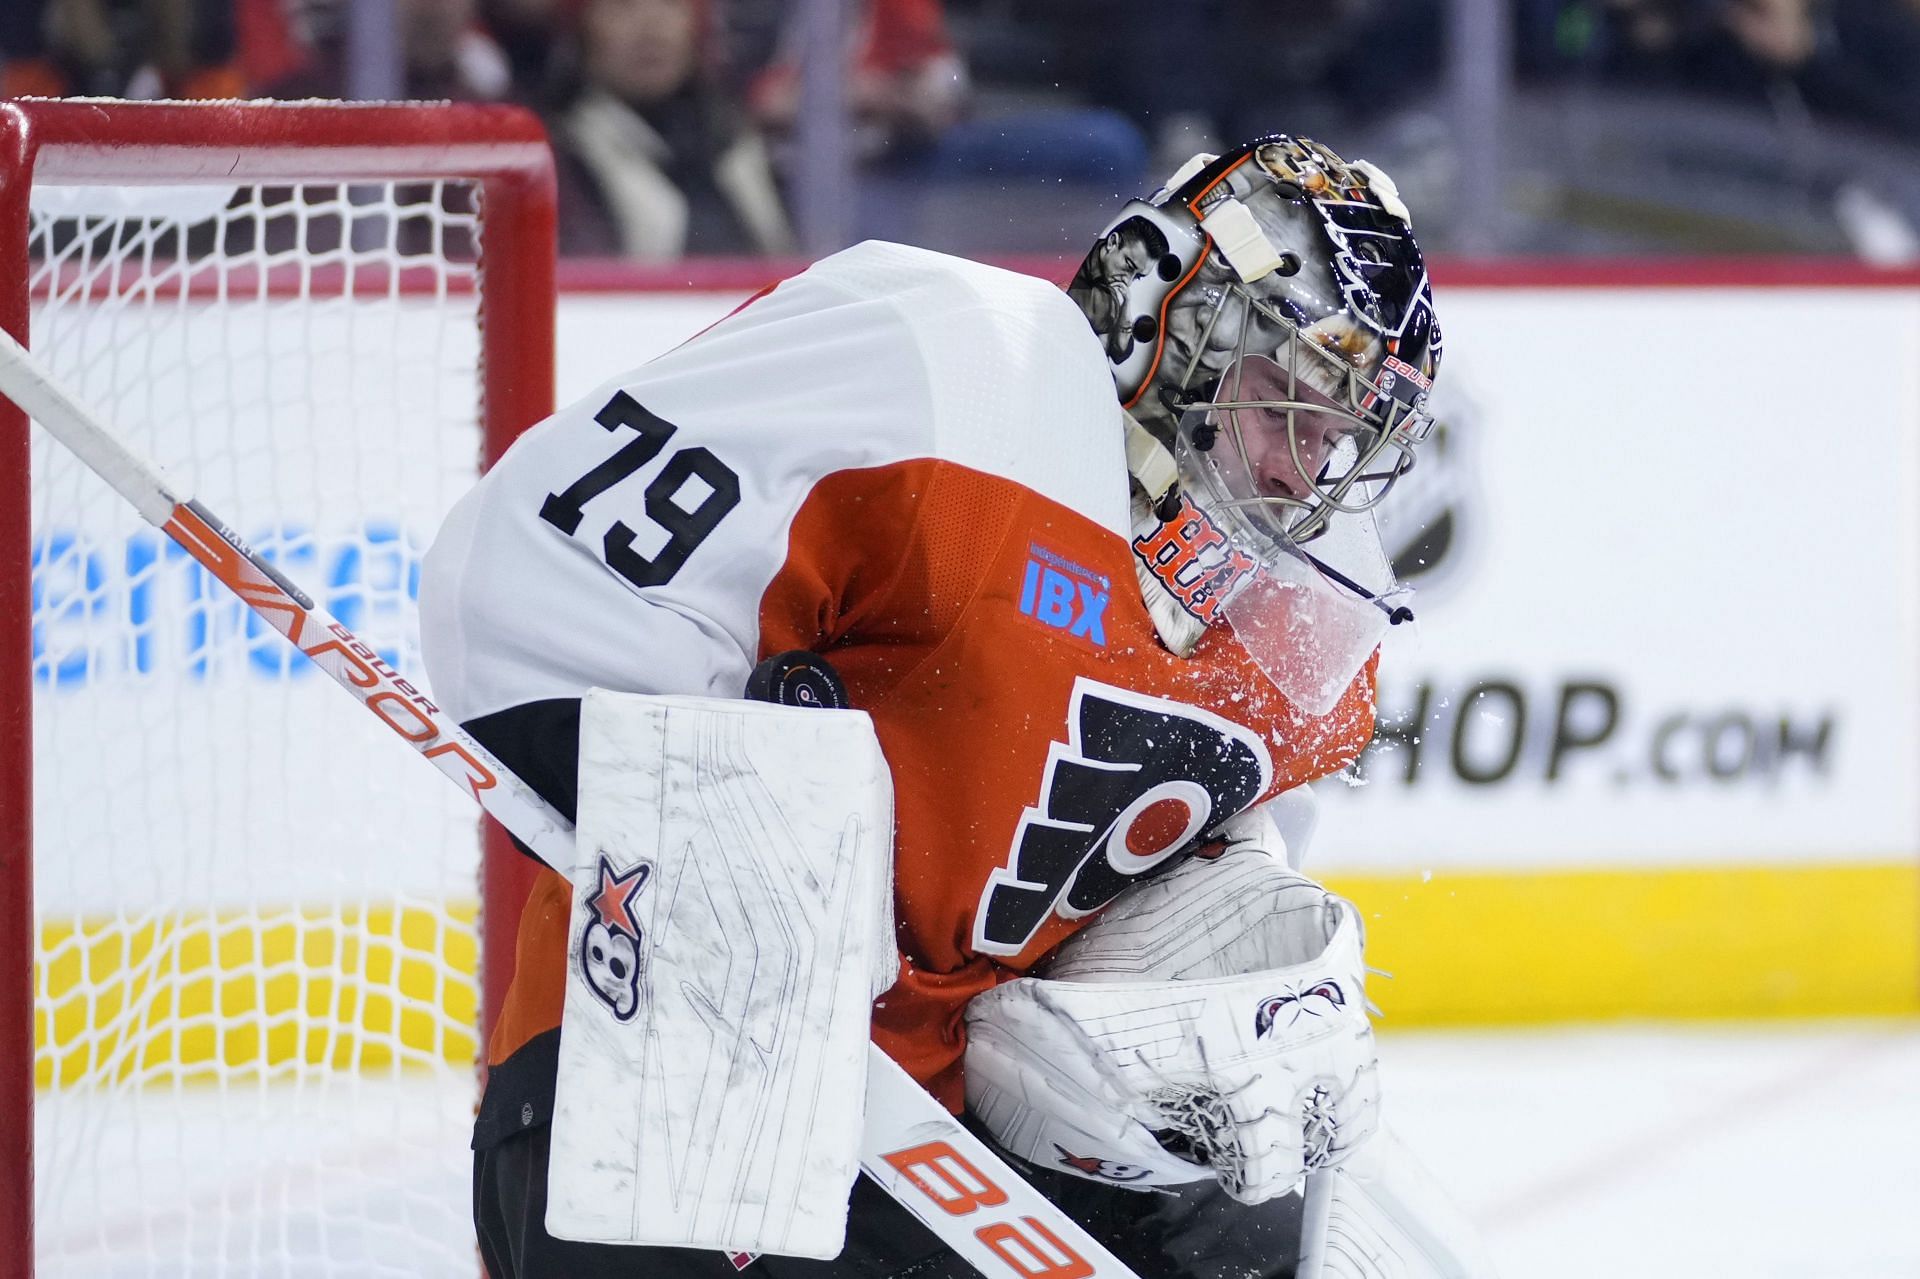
[1294,1168,1335,1279]
[0,325,576,873]
[0,328,1147,1279]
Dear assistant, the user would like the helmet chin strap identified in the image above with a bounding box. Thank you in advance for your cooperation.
[1122,408,1182,519]
[1122,410,1208,658]
[1296,547,1415,626]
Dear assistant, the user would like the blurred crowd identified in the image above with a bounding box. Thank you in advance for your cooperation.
[1521,0,1920,138]
[3,0,1918,259]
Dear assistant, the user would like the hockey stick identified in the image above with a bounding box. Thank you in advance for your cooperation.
[1294,1169,1334,1279]
[0,327,1146,1279]
[0,327,576,876]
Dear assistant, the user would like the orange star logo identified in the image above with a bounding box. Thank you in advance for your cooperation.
[586,854,650,938]
[1053,1144,1152,1182]
[1054,1146,1106,1177]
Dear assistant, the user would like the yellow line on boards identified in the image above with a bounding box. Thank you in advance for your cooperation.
[1327,861,1920,1023]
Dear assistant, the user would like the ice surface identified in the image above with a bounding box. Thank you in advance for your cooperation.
[1380,1021,1920,1278]
[35,1022,1920,1276]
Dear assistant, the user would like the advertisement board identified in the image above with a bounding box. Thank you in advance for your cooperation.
[31,268,1918,1037]
[547,274,1920,1020]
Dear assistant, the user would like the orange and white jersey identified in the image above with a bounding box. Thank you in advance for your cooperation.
[420,241,1377,1112]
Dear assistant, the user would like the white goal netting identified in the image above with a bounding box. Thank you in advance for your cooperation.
[28,179,490,1276]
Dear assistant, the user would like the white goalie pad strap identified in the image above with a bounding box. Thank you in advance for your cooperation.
[965,849,1377,1203]
[1158,151,1219,197]
[546,689,896,1258]
[1350,160,1413,227]
[1122,408,1179,508]
[1200,197,1287,282]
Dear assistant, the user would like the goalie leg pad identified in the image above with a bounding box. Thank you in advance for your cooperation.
[1313,1127,1501,1279]
[546,689,896,1259]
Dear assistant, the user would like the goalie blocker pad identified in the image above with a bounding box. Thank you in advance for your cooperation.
[546,689,897,1258]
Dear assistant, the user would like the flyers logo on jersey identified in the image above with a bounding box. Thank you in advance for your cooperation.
[1017,543,1109,646]
[579,853,652,1021]
[973,679,1273,956]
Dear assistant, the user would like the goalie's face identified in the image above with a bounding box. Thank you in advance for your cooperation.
[1152,299,1430,715]
[1177,293,1434,551]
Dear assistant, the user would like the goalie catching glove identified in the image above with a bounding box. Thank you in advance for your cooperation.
[964,829,1378,1204]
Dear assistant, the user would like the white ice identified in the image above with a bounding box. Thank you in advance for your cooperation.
[1380,1021,1920,1279]
[35,1021,1920,1276]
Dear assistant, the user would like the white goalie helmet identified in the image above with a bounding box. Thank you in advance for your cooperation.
[964,841,1379,1204]
[1074,135,1443,714]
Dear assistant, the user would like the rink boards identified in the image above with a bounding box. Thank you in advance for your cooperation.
[28,269,1920,1082]
[550,275,1920,1024]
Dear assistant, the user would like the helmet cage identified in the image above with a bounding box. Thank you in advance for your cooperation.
[1183,281,1436,549]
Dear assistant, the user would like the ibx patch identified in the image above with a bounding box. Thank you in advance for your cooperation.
[1253,979,1346,1038]
[579,852,651,1022]
[1017,542,1110,646]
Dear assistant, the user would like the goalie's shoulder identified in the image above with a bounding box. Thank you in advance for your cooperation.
[633,239,1124,526]
[798,241,1126,526]
[806,240,1114,393]
[804,240,1089,338]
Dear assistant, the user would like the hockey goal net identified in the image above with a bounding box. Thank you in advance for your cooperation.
[0,99,554,1276]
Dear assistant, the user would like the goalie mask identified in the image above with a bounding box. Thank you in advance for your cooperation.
[1071,135,1442,714]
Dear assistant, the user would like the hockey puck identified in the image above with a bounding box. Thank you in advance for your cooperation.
[744,650,848,710]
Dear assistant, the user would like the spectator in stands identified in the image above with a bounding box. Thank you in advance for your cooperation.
[1529,0,1920,139]
[262,0,511,100]
[1708,0,1920,139]
[401,0,512,99]
[732,0,1146,249]
[478,0,570,102]
[961,0,1433,177]
[744,0,969,160]
[0,0,244,98]
[548,0,794,258]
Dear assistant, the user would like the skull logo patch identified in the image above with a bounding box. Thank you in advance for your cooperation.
[578,853,651,1022]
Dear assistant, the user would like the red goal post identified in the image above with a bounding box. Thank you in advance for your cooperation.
[0,98,553,1274]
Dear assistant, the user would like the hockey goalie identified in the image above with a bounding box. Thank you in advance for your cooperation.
[420,135,1495,1278]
